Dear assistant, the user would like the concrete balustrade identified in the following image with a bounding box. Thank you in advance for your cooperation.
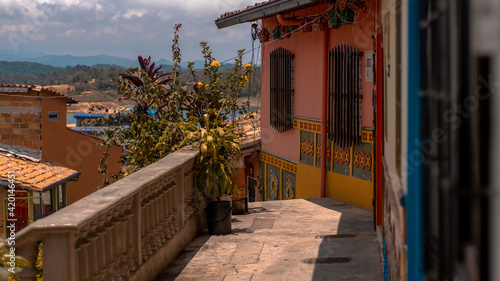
[14,148,205,281]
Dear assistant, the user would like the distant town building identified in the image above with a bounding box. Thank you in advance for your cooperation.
[0,151,80,232]
[0,84,123,233]
[232,113,261,213]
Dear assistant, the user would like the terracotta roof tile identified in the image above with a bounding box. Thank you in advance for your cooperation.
[234,112,261,150]
[0,152,80,192]
[217,1,273,20]
[0,84,78,103]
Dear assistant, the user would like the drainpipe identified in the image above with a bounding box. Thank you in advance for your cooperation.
[276,14,302,26]
[321,26,329,198]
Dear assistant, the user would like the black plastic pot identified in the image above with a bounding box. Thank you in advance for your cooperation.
[206,200,232,235]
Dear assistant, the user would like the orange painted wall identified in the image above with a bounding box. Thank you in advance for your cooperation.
[260,2,376,207]
[245,152,260,201]
[260,3,375,162]
[40,93,122,204]
[233,151,260,201]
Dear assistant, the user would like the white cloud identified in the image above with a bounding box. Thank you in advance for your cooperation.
[0,25,18,34]
[59,28,85,37]
[31,33,47,41]
[111,13,121,22]
[95,3,104,17]
[123,8,147,20]
[103,26,117,35]
[0,0,256,62]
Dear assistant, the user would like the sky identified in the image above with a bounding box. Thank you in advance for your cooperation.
[0,0,260,62]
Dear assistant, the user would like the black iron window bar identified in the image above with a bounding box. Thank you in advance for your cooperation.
[328,44,362,148]
[270,47,294,133]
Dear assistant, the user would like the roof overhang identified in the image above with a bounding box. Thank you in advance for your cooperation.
[0,171,80,192]
[0,151,82,192]
[215,0,319,29]
[0,84,79,104]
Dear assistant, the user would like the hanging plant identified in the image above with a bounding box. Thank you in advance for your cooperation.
[340,6,356,25]
[327,0,369,27]
[328,8,342,28]
[272,25,282,40]
[258,28,270,42]
[281,25,291,38]
[313,18,327,31]
[288,25,299,33]
[301,19,313,33]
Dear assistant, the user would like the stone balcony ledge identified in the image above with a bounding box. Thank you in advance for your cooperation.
[15,147,204,281]
[20,148,199,230]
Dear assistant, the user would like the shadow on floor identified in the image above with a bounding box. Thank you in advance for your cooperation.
[155,199,382,280]
[304,198,382,281]
[154,206,268,280]
[154,233,211,281]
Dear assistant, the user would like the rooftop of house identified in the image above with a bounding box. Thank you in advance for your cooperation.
[234,112,261,152]
[0,84,78,104]
[0,149,81,192]
[215,0,318,29]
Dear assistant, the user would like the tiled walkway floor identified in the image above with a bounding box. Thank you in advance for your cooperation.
[156,198,383,281]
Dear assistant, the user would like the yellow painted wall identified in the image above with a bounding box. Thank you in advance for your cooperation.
[296,163,321,198]
[296,162,373,210]
[327,171,373,211]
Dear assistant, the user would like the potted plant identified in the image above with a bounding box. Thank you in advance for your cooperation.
[180,42,252,234]
[193,114,242,234]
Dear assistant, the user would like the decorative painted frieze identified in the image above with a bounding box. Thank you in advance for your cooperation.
[260,152,297,201]
[293,118,322,133]
[260,152,297,174]
[361,129,374,144]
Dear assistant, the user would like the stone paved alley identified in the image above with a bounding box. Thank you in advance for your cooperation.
[156,198,383,281]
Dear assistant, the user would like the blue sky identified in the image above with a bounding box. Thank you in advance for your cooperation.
[0,0,259,62]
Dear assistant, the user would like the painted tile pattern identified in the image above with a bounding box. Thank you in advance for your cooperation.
[300,130,315,166]
[352,142,373,181]
[362,130,374,144]
[293,118,322,133]
[315,134,332,171]
[260,152,297,174]
[267,166,280,200]
[260,152,297,201]
[282,170,296,200]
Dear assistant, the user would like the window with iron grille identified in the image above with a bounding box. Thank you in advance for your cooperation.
[327,44,363,148]
[270,47,294,132]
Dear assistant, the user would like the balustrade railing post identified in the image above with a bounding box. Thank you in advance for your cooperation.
[42,231,77,281]
[17,239,39,281]
[86,222,99,279]
[131,193,142,267]
[175,167,186,228]
[75,226,91,281]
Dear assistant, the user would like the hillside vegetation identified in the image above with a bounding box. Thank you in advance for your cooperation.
[0,61,260,102]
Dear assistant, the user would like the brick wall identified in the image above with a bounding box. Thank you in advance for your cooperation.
[0,89,42,159]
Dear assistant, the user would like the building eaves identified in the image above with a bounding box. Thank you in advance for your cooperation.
[40,86,78,104]
[234,113,261,151]
[215,0,319,29]
[0,151,81,192]
[0,84,78,104]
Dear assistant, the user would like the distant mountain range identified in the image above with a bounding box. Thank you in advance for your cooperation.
[0,49,208,69]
